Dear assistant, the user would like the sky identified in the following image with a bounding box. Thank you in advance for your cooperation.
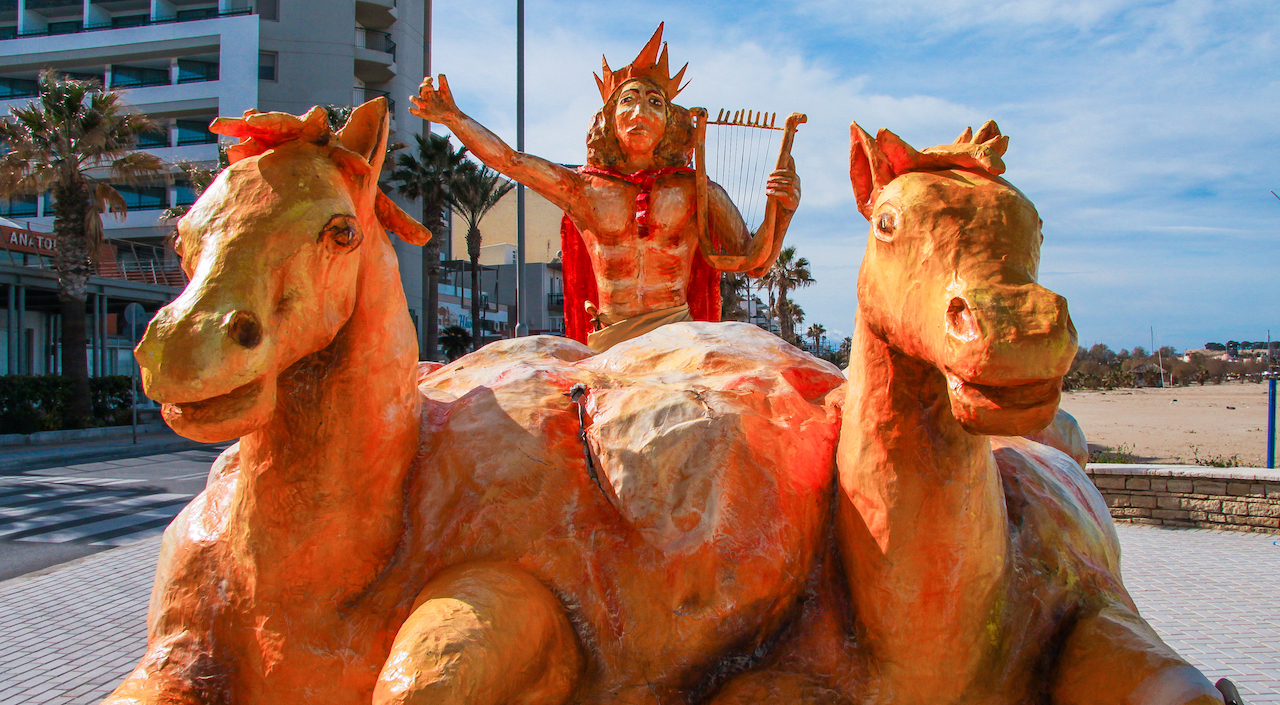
[427,0,1280,353]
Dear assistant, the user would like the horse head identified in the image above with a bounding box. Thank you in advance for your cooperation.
[135,99,431,443]
[850,120,1076,435]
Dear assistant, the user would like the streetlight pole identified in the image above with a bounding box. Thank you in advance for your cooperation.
[514,0,528,336]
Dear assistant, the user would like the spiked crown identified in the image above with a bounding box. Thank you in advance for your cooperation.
[595,23,688,103]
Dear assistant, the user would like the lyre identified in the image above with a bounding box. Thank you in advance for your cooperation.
[691,107,806,277]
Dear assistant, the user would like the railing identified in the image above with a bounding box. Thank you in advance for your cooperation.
[0,233,186,288]
[547,293,564,309]
[353,87,395,113]
[6,6,253,41]
[355,27,396,61]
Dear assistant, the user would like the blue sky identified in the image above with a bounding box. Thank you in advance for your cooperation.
[429,0,1279,352]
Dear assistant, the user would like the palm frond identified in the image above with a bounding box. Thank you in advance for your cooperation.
[93,181,129,223]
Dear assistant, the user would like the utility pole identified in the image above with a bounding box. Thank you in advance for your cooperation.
[514,0,528,336]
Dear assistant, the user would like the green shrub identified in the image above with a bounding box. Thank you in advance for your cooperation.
[0,375,136,434]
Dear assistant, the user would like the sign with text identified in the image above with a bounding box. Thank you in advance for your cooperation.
[1,226,57,256]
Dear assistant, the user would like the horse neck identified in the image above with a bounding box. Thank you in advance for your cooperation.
[838,314,1010,680]
[234,233,421,577]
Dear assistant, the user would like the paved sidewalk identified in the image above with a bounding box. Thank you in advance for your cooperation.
[0,525,1276,704]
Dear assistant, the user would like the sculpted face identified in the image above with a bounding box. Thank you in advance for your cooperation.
[858,168,1076,435]
[613,80,667,161]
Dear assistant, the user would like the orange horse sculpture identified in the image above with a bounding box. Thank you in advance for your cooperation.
[110,98,846,704]
[833,121,1225,705]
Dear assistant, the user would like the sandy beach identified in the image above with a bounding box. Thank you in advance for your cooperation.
[1060,383,1275,466]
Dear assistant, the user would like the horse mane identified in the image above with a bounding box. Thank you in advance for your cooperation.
[849,119,1011,219]
[207,102,432,246]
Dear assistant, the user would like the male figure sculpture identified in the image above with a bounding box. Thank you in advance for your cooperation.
[410,24,800,351]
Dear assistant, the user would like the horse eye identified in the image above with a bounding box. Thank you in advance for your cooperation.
[874,211,898,241]
[320,215,362,251]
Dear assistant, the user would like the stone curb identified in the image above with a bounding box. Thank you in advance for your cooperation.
[1087,463,1280,535]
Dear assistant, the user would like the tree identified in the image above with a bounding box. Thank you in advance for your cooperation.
[807,323,826,355]
[762,246,813,342]
[0,72,164,423]
[720,271,751,322]
[439,325,472,361]
[774,299,805,345]
[387,132,469,361]
[448,161,514,352]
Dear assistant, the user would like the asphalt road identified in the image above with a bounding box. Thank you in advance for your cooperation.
[0,443,227,581]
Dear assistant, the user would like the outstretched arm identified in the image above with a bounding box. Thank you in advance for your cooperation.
[410,75,588,217]
[703,159,800,276]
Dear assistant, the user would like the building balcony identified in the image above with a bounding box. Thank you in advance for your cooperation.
[353,86,394,114]
[8,5,252,41]
[547,293,564,309]
[355,0,397,29]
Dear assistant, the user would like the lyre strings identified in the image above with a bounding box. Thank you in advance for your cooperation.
[705,109,781,232]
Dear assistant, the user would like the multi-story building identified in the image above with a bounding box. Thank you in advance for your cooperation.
[0,0,430,375]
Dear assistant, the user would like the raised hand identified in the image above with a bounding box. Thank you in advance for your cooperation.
[765,159,801,212]
[409,74,460,124]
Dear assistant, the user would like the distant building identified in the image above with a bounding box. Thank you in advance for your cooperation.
[0,0,431,374]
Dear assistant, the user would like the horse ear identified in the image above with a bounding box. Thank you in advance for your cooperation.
[375,190,432,246]
[876,128,921,176]
[338,97,390,175]
[849,122,897,220]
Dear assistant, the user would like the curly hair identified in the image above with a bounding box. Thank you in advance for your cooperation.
[585,80,695,169]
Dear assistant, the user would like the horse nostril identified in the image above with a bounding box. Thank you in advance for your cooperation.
[226,311,264,349]
[946,297,980,342]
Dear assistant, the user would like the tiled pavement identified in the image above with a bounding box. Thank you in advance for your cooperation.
[0,525,1276,704]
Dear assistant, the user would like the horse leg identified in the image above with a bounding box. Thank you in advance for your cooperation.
[373,562,584,705]
[1050,603,1223,705]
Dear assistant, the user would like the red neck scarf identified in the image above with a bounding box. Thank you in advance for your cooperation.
[578,165,693,238]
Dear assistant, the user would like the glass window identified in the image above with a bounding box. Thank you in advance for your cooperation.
[65,71,103,85]
[111,15,150,28]
[47,21,82,35]
[176,8,217,21]
[136,128,169,149]
[174,182,199,207]
[177,59,218,84]
[0,27,17,40]
[0,77,37,99]
[113,185,167,210]
[257,0,278,21]
[1,194,37,218]
[175,120,216,146]
[258,52,277,81]
[111,65,169,89]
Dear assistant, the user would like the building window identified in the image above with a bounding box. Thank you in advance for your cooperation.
[257,0,279,21]
[111,65,170,89]
[258,52,277,81]
[1,195,38,218]
[113,185,167,211]
[176,8,218,21]
[175,120,217,146]
[65,71,104,85]
[136,127,169,149]
[177,59,219,84]
[111,15,150,28]
[0,77,37,99]
[174,181,200,207]
[47,20,82,35]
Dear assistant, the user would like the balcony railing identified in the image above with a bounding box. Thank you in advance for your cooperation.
[547,293,564,309]
[353,87,395,113]
[0,233,186,288]
[355,27,396,61]
[6,6,253,41]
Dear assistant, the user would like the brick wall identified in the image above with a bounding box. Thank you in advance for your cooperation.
[1086,464,1280,535]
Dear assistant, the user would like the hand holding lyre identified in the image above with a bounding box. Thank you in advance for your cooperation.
[765,164,801,212]
[410,75,460,125]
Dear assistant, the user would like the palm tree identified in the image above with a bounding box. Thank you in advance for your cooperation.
[387,132,469,361]
[0,72,164,423]
[807,323,826,355]
[762,246,814,342]
[720,271,750,322]
[774,299,805,345]
[448,161,513,352]
[439,325,472,361]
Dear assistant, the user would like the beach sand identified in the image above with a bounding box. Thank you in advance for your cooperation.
[1059,383,1275,466]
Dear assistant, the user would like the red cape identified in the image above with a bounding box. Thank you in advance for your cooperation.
[561,215,721,346]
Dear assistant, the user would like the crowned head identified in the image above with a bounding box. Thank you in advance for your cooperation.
[587,24,695,170]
